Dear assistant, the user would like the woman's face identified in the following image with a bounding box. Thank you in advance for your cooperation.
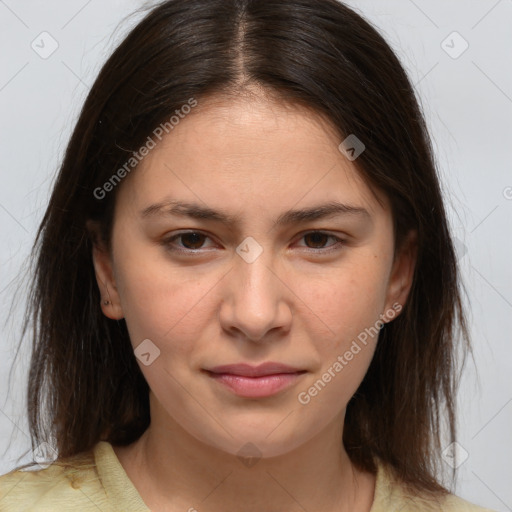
[92,93,415,458]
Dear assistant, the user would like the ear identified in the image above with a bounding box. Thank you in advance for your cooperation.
[86,220,124,320]
[382,229,417,322]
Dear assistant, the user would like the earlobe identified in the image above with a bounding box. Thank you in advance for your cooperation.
[383,230,417,321]
[87,221,124,320]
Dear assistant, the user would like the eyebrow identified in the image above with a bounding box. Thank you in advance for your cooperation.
[140,199,371,227]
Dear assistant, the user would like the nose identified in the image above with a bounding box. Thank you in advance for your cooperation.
[219,245,293,343]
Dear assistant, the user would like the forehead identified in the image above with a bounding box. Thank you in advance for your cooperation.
[116,94,390,221]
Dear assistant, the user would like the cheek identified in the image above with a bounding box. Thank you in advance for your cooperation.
[292,254,391,407]
[113,245,217,352]
[295,256,390,347]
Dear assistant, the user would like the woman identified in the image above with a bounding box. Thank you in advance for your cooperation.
[0,0,496,510]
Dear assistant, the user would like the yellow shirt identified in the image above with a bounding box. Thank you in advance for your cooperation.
[0,441,495,511]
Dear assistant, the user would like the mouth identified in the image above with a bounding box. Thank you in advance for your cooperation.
[202,362,308,398]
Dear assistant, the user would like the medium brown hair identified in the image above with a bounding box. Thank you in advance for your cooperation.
[9,0,469,495]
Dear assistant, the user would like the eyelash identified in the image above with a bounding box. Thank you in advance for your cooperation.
[161,230,345,255]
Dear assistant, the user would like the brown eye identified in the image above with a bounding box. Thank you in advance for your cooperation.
[179,232,207,250]
[163,231,213,253]
[303,232,331,249]
[298,231,344,252]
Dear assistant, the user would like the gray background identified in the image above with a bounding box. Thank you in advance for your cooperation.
[0,0,511,510]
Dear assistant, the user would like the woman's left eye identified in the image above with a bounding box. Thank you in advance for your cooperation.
[297,231,344,251]
[163,231,214,252]
[161,230,344,254]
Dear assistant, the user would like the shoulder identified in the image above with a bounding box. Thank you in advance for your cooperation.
[372,460,497,512]
[0,447,106,511]
[440,493,497,512]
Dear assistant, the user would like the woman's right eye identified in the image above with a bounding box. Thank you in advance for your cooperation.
[162,231,214,252]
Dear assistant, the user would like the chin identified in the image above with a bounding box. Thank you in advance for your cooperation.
[188,418,318,461]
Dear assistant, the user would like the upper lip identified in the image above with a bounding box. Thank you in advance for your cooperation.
[205,362,305,377]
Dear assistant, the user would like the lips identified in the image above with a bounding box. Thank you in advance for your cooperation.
[205,362,305,377]
[203,362,307,398]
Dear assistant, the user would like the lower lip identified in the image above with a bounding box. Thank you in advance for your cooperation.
[206,371,306,398]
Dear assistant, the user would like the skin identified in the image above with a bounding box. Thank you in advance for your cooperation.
[91,90,417,512]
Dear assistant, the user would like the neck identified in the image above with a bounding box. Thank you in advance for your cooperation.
[114,399,376,512]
